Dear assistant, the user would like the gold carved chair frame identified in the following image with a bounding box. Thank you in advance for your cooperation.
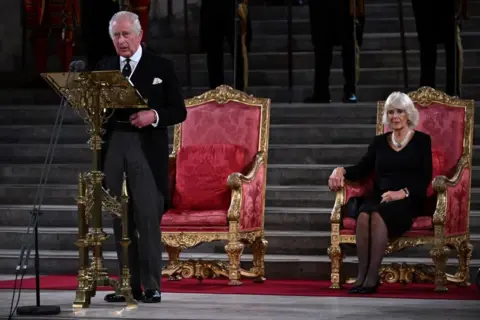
[161,85,271,285]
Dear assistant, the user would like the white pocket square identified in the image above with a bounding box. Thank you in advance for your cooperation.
[152,78,162,85]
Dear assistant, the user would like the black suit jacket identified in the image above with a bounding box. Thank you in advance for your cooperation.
[96,49,187,208]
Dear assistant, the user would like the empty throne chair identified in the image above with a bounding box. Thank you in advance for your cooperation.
[161,85,271,285]
[328,87,474,291]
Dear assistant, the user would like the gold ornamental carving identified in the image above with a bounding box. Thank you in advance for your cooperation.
[41,70,147,308]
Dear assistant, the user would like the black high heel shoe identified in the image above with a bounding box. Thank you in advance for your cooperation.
[348,284,363,294]
[357,280,381,294]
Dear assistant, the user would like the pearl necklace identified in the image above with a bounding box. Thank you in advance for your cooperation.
[392,130,412,148]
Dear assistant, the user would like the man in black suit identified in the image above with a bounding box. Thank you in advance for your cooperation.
[82,0,120,69]
[97,11,187,303]
[200,0,252,91]
[305,0,365,103]
[411,0,466,96]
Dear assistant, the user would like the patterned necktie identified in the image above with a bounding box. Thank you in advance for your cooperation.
[122,58,132,78]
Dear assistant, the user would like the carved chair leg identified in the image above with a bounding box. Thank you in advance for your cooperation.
[251,237,268,283]
[430,245,450,292]
[328,244,344,289]
[225,240,245,286]
[456,241,473,286]
[163,245,182,281]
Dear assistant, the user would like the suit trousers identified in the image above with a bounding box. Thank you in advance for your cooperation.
[200,0,247,91]
[103,130,164,292]
[308,0,356,97]
[411,0,462,96]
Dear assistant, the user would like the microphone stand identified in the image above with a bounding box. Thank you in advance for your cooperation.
[8,61,84,319]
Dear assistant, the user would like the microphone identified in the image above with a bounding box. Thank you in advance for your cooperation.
[69,60,86,72]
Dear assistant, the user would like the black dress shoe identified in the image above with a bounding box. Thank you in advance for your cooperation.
[104,291,144,303]
[343,93,358,103]
[143,289,161,303]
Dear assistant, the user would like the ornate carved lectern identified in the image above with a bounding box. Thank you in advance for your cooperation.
[41,71,147,308]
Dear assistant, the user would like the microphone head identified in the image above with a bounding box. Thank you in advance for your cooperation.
[69,60,86,71]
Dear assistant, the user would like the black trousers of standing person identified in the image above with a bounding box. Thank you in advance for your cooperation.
[411,0,463,97]
[200,0,252,92]
[306,0,362,103]
[81,0,119,69]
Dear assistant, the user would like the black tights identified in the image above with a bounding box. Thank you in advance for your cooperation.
[354,212,389,287]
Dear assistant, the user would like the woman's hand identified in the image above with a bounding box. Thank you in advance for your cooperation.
[328,167,345,191]
[381,190,406,203]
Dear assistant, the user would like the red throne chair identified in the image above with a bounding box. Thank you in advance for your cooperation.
[328,87,475,291]
[161,85,271,285]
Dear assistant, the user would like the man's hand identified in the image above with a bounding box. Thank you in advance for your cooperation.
[381,190,406,203]
[130,110,157,128]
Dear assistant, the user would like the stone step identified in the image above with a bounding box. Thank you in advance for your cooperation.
[244,2,480,21]
[3,143,480,166]
[4,103,480,126]
[0,183,328,208]
[2,183,480,210]
[0,249,478,280]
[151,32,480,53]
[1,226,479,259]
[0,205,330,231]
[3,162,480,188]
[3,124,480,146]
[2,203,480,234]
[0,163,337,186]
[175,67,480,88]
[173,1,480,22]
[3,66,478,90]
[171,17,480,36]
[2,84,480,104]
[164,49,480,71]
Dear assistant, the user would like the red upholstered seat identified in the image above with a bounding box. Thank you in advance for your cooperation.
[160,85,270,285]
[328,87,474,291]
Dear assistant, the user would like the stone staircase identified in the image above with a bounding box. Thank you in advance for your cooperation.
[1,102,480,279]
[0,0,479,281]
[146,0,480,102]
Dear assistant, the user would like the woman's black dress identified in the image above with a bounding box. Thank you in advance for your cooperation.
[344,131,433,238]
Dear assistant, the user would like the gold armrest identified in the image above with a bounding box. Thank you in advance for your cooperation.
[433,156,468,192]
[432,155,469,225]
[226,152,265,221]
[331,186,346,224]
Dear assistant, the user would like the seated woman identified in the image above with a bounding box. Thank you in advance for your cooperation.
[328,92,432,294]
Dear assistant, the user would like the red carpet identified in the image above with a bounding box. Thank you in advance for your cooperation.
[0,275,478,300]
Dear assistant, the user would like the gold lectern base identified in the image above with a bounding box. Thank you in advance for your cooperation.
[73,267,138,309]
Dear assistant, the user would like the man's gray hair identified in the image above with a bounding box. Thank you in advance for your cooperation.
[109,11,142,38]
[382,91,420,129]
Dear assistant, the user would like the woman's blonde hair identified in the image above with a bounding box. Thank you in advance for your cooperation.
[382,91,419,129]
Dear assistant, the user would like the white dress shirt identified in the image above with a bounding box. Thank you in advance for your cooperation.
[120,45,159,127]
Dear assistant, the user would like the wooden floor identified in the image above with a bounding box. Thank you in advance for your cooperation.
[1,276,479,320]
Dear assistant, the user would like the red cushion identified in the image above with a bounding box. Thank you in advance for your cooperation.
[427,148,446,196]
[161,209,228,227]
[173,144,249,210]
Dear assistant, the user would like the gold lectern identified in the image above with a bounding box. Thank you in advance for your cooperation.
[41,71,147,309]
